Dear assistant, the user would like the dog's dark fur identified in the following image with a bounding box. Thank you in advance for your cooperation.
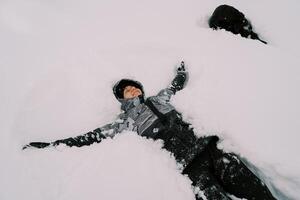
[209,5,267,44]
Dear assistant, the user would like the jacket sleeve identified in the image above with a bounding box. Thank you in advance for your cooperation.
[52,123,116,147]
[23,118,121,149]
[156,88,176,103]
[156,70,188,103]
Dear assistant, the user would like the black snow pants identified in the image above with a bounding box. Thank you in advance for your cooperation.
[143,108,276,200]
[182,142,276,200]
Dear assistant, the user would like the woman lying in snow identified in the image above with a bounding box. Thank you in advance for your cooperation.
[24,62,276,200]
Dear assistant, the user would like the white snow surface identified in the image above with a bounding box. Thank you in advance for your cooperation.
[1,0,300,199]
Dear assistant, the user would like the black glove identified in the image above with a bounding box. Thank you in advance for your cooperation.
[22,142,51,150]
[22,139,74,150]
[170,61,188,93]
[22,138,81,150]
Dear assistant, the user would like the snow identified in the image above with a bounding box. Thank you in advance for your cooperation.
[1,0,300,199]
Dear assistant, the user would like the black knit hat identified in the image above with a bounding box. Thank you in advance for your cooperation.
[113,79,144,99]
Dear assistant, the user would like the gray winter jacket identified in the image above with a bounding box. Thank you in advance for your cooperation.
[101,88,176,138]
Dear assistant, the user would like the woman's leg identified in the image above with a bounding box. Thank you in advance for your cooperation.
[182,150,231,200]
[208,144,276,200]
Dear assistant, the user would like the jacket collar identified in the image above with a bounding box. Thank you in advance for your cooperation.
[120,95,144,112]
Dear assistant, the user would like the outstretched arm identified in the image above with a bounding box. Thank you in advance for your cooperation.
[23,122,118,149]
[156,61,188,102]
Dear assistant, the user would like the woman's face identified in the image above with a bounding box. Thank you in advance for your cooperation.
[123,85,142,99]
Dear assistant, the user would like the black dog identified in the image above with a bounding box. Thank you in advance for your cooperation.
[209,5,267,44]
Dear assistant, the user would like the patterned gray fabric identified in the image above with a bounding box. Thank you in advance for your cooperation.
[100,88,176,138]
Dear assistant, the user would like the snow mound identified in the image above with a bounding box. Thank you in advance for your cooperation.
[1,0,300,199]
[59,132,194,200]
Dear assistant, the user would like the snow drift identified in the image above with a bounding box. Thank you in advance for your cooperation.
[1,0,300,199]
